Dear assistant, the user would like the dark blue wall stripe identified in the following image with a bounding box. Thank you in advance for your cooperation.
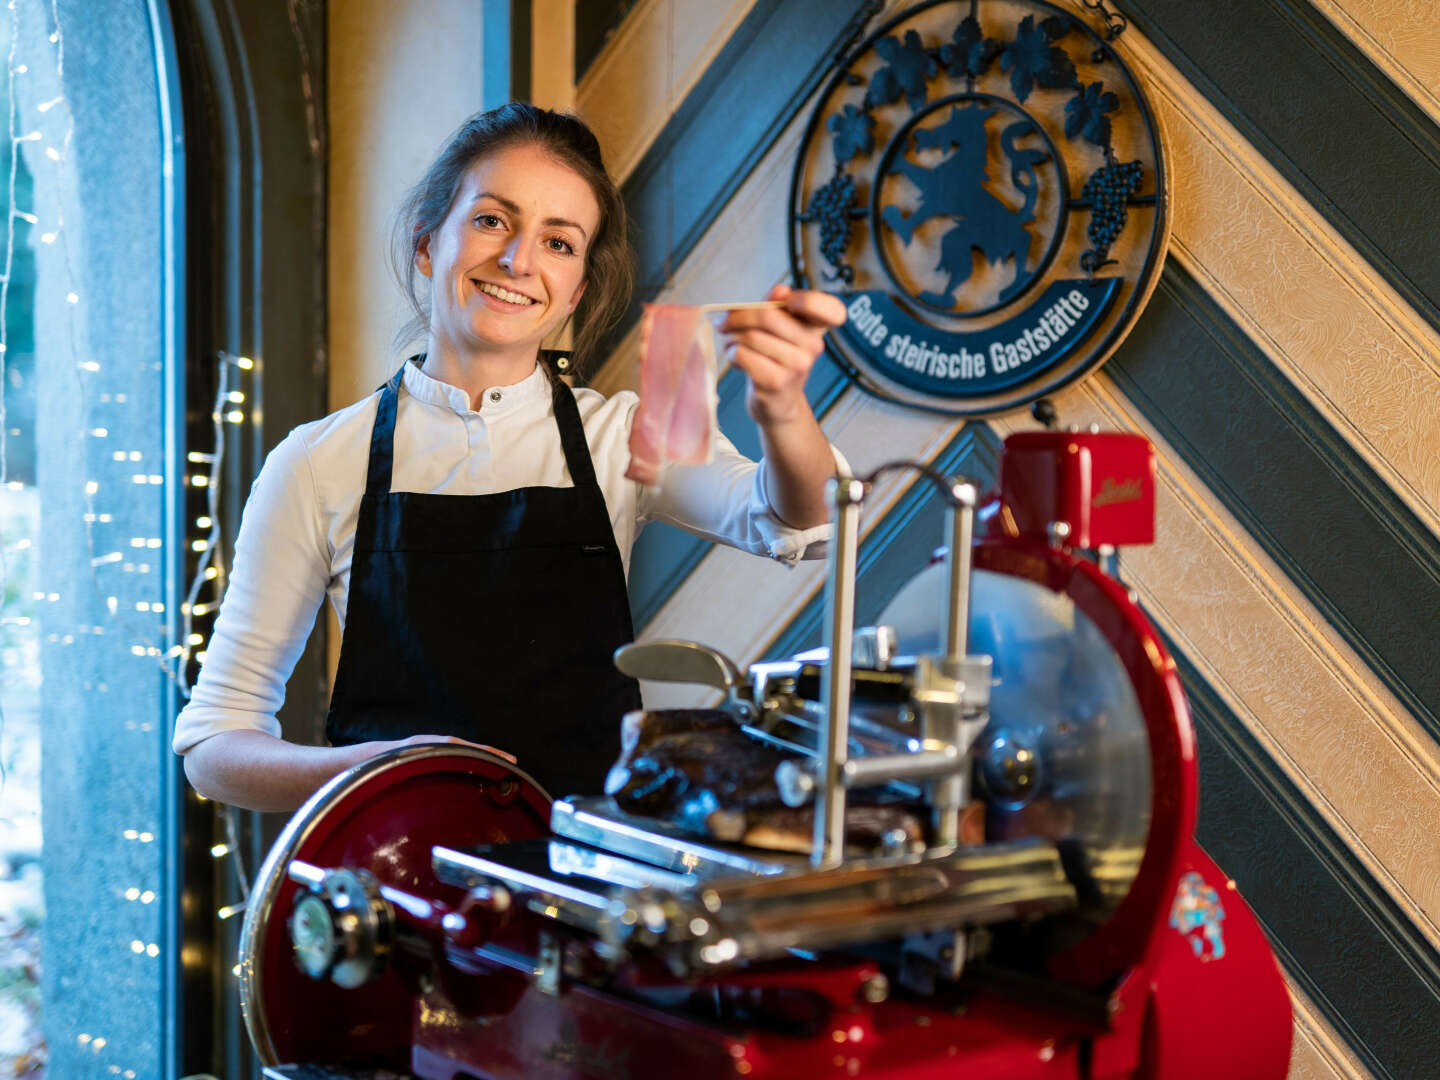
[1106,264,1440,750]
[1124,0,1440,338]
[482,0,531,107]
[1177,645,1440,1080]
[761,423,1002,660]
[482,0,514,111]
[628,355,850,629]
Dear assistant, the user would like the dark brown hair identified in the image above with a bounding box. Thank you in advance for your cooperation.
[390,103,633,375]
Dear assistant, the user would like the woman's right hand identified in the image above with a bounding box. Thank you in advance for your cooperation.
[387,733,518,764]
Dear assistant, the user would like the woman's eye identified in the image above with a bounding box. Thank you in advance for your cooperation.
[475,213,503,229]
[547,237,575,255]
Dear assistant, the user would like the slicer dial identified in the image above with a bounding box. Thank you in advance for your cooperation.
[286,866,393,989]
[289,892,337,980]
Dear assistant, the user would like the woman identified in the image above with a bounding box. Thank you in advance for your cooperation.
[174,103,847,811]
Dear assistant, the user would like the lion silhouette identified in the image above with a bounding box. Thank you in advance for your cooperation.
[882,105,1051,308]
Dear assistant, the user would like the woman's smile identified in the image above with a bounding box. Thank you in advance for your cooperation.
[472,279,538,307]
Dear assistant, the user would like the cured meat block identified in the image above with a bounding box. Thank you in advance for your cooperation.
[605,709,924,854]
[626,304,718,486]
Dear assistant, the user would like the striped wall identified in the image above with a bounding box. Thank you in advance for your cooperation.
[553,1,1440,1076]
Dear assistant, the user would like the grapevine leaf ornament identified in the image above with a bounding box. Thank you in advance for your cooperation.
[828,104,876,167]
[865,29,938,110]
[940,15,1001,81]
[1065,81,1119,147]
[1001,15,1077,103]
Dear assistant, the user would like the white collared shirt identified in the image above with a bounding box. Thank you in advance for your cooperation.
[172,360,836,753]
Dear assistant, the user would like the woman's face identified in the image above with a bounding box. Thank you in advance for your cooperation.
[418,142,601,362]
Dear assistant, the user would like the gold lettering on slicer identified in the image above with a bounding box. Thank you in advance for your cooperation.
[1093,476,1144,507]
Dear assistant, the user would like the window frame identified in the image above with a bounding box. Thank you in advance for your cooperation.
[162,1,328,1075]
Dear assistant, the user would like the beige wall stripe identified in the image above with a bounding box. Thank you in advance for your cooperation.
[1286,977,1375,1080]
[576,0,758,185]
[531,0,578,111]
[1307,0,1440,127]
[987,375,1440,953]
[1110,18,1440,536]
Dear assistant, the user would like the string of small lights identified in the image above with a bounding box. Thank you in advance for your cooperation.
[177,348,251,694]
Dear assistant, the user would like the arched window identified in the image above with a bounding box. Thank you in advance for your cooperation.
[0,2,326,1075]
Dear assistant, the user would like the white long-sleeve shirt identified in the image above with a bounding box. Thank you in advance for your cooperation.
[172,360,835,753]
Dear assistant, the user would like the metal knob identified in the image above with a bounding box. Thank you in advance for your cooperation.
[977,728,1043,810]
[775,759,816,807]
[286,863,392,988]
[852,625,898,669]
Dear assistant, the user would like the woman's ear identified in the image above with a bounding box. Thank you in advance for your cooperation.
[415,233,434,279]
[567,277,587,313]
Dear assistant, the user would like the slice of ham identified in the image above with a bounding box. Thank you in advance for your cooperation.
[626,304,718,485]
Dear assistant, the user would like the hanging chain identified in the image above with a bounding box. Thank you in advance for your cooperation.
[1079,0,1128,40]
[836,0,885,65]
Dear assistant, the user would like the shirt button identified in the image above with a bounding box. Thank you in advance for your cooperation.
[489,390,502,403]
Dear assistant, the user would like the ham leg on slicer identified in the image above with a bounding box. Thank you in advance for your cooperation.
[626,304,719,486]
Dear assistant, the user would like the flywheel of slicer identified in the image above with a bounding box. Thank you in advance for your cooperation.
[236,745,553,1068]
[879,541,1195,986]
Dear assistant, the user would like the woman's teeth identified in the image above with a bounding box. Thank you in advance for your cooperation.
[477,281,535,305]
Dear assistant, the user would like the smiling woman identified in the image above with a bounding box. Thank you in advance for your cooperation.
[172,102,848,812]
[390,104,634,384]
[417,143,598,390]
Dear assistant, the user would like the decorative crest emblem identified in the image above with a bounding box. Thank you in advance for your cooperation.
[790,0,1169,415]
[1169,871,1228,962]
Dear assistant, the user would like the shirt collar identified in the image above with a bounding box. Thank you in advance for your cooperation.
[401,356,551,416]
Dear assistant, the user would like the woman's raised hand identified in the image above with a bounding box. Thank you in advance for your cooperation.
[716,284,847,427]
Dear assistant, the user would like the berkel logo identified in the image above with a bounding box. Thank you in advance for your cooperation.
[790,0,1170,416]
[1092,475,1144,506]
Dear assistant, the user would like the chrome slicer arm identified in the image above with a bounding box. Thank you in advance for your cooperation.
[814,475,865,867]
[810,464,993,867]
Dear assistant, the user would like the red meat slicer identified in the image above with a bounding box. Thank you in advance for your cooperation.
[237,429,1293,1079]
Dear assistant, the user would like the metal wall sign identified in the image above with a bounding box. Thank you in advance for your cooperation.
[790,0,1169,416]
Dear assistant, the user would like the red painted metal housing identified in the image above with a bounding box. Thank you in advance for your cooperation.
[241,431,1292,1079]
[999,431,1156,548]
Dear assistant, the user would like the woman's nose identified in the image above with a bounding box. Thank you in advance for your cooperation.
[498,237,532,276]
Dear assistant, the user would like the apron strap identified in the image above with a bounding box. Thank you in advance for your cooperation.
[363,362,408,499]
[542,352,610,524]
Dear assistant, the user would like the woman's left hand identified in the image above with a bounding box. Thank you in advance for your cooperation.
[718,284,847,427]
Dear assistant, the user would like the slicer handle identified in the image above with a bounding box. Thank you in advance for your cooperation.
[613,639,746,694]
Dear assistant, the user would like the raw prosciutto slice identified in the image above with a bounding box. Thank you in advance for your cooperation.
[626,304,718,485]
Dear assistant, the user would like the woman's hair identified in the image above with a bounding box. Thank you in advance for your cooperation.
[390,102,633,375]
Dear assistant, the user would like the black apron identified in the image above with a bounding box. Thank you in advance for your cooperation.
[325,356,643,797]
